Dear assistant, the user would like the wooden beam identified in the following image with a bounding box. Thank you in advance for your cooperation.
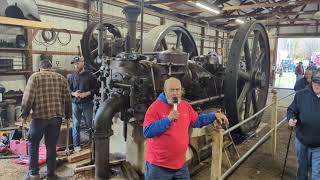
[144,0,190,5]
[222,0,318,11]
[270,90,278,159]
[274,32,320,37]
[0,17,50,29]
[202,10,318,21]
[294,4,307,19]
[47,0,88,10]
[268,23,319,27]
[68,149,91,163]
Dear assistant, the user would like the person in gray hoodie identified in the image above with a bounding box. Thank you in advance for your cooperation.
[287,72,320,180]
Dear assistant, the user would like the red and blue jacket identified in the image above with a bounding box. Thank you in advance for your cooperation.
[143,92,215,169]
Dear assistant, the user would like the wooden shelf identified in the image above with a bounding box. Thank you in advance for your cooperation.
[0,70,32,75]
[0,16,50,29]
[4,94,23,98]
[0,48,30,51]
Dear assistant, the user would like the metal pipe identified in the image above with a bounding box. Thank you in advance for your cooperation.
[277,91,296,102]
[277,117,287,128]
[140,0,144,54]
[222,129,272,179]
[224,102,274,135]
[142,52,158,55]
[113,83,132,88]
[98,0,104,60]
[150,66,157,98]
[94,96,129,180]
[189,95,224,105]
[122,6,141,53]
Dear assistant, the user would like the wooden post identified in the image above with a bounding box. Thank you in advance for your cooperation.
[210,128,224,180]
[270,89,278,159]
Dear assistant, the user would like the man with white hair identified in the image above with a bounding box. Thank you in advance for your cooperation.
[143,77,228,179]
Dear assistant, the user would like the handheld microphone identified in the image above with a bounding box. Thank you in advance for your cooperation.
[172,97,178,111]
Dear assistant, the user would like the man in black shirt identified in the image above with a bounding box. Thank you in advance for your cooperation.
[287,73,320,180]
[68,57,99,152]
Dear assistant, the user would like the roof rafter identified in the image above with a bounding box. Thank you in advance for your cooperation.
[222,0,318,11]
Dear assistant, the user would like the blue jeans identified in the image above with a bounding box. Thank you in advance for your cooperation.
[295,138,320,180]
[28,117,62,176]
[72,102,93,147]
[144,161,190,180]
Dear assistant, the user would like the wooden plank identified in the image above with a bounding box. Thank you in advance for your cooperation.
[121,161,140,180]
[68,149,91,163]
[74,159,125,173]
[0,17,50,29]
[210,128,223,180]
[31,50,80,56]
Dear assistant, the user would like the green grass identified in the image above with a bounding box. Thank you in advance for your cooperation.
[274,72,296,89]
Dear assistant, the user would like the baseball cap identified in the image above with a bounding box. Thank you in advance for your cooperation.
[312,73,320,84]
[71,56,84,64]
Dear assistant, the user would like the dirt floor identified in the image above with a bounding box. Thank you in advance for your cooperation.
[0,89,297,180]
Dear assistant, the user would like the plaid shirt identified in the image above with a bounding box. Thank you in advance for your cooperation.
[21,69,72,120]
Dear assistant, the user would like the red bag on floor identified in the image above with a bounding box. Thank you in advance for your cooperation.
[9,140,28,155]
[10,140,60,157]
[14,156,46,166]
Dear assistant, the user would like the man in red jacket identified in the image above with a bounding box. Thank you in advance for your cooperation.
[143,77,228,179]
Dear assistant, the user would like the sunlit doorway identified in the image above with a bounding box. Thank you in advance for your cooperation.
[275,38,320,89]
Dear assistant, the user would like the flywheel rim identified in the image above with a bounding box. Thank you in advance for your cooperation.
[224,22,270,133]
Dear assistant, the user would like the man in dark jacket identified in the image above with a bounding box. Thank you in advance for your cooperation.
[294,69,312,91]
[68,56,99,152]
[287,73,320,180]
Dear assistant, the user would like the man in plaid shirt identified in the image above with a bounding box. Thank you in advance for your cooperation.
[20,60,71,180]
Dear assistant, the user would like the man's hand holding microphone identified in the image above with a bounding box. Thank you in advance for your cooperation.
[168,97,179,122]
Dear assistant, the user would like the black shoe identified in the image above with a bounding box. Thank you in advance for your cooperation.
[46,175,58,180]
[24,174,40,180]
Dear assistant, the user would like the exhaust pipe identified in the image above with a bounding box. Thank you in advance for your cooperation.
[122,5,141,53]
[94,96,129,180]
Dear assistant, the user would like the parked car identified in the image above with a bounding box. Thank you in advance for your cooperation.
[281,59,296,72]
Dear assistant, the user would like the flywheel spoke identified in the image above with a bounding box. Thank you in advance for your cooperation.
[237,82,251,109]
[251,30,260,64]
